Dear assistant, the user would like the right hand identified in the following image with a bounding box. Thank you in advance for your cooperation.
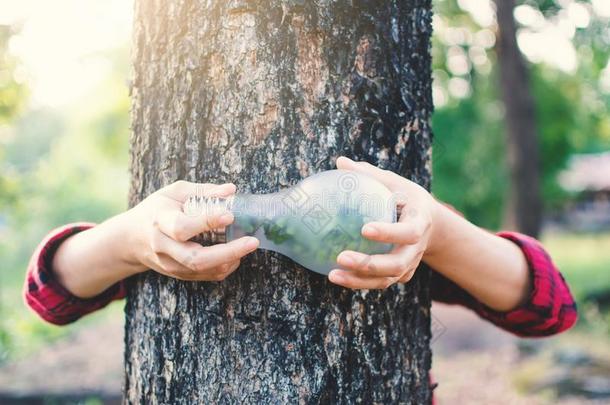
[124,180,259,281]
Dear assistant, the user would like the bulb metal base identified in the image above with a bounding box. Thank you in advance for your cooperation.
[183,194,234,245]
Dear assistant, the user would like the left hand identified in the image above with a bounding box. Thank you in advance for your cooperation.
[328,156,440,289]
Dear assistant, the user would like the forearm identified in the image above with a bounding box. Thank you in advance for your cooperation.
[52,213,145,298]
[423,201,531,312]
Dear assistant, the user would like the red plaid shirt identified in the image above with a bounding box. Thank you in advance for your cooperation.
[23,223,577,337]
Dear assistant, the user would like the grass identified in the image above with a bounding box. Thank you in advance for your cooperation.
[541,231,610,339]
[542,231,610,302]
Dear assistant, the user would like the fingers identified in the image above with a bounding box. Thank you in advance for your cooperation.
[153,230,258,270]
[155,207,234,242]
[398,270,416,283]
[191,237,259,270]
[328,270,399,290]
[336,247,423,278]
[139,179,259,283]
[150,231,203,268]
[163,180,237,203]
[151,254,241,282]
[149,254,199,280]
[330,246,423,289]
[329,266,417,289]
[149,231,258,281]
[361,221,422,245]
[336,156,403,190]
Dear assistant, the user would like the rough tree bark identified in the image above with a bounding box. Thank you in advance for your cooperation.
[125,0,435,403]
[494,0,543,237]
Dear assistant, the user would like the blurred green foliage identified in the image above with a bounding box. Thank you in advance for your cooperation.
[0,25,27,215]
[0,26,27,124]
[432,0,610,228]
[544,232,610,338]
[0,25,130,361]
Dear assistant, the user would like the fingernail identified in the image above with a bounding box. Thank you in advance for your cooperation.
[362,224,378,237]
[243,237,259,251]
[329,270,344,283]
[337,252,355,266]
[217,183,236,195]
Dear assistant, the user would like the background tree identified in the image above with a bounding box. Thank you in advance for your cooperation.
[431,0,610,230]
[494,0,543,237]
[124,0,435,402]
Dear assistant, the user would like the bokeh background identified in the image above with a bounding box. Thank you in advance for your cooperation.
[0,0,609,403]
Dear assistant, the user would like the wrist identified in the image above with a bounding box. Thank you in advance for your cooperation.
[106,211,147,275]
[423,198,449,261]
[51,215,144,299]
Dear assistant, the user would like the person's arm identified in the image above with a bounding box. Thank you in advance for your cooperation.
[422,202,531,311]
[50,213,144,299]
[24,180,259,325]
[329,157,577,335]
[23,222,127,325]
[430,231,577,337]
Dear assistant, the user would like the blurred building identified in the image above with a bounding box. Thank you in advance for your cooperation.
[557,151,610,231]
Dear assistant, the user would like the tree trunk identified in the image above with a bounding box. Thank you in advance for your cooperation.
[494,0,543,237]
[124,1,435,403]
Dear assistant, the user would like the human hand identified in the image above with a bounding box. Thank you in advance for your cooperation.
[124,180,259,281]
[328,157,440,289]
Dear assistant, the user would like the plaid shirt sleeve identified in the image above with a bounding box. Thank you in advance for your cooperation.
[25,220,577,335]
[431,231,578,337]
[23,223,127,325]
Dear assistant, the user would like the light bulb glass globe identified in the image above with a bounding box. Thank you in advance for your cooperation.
[184,170,397,275]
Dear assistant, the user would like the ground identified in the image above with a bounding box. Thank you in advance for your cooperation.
[0,315,123,404]
[1,301,609,404]
[431,304,610,405]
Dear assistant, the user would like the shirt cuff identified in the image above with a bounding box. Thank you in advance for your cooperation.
[473,231,578,337]
[23,223,127,325]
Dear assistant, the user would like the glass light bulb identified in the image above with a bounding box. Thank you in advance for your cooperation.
[183,170,397,275]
